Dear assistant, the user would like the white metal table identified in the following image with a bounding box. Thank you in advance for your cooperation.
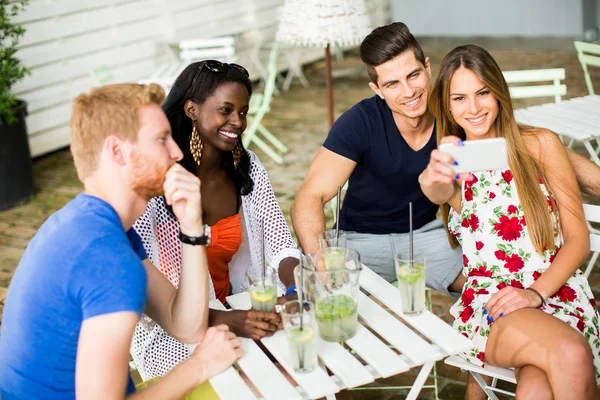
[206,264,472,400]
[515,95,600,165]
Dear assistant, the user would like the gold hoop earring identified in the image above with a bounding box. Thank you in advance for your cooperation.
[190,125,203,166]
[232,142,242,169]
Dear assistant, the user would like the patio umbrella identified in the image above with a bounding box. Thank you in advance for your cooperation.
[276,0,371,128]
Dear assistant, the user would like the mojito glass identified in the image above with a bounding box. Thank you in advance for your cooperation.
[394,253,426,314]
[305,247,361,342]
[318,229,347,249]
[246,268,277,312]
[281,300,318,373]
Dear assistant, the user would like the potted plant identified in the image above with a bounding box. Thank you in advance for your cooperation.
[0,0,33,211]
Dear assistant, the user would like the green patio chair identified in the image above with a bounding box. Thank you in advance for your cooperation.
[243,42,289,164]
[329,182,440,399]
[574,41,600,95]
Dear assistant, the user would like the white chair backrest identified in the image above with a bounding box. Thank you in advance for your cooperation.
[574,41,600,95]
[179,36,237,63]
[502,68,566,103]
[584,203,600,278]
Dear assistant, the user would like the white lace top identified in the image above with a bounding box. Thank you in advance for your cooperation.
[130,150,298,380]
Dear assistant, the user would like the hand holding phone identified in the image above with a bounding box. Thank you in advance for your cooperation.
[439,137,508,173]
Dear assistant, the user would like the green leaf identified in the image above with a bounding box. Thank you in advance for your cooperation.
[0,0,30,124]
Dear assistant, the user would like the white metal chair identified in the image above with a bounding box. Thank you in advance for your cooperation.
[504,68,581,150]
[502,68,566,104]
[140,36,238,94]
[445,203,600,399]
[574,41,600,95]
[179,37,237,65]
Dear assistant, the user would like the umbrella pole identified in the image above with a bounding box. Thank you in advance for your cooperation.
[325,44,334,128]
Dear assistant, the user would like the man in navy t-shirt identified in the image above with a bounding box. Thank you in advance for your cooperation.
[291,21,600,296]
[0,83,242,399]
[292,22,466,295]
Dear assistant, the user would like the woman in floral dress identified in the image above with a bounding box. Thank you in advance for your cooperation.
[419,44,600,399]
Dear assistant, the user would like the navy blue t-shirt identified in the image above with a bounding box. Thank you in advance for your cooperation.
[323,95,438,234]
[0,194,148,399]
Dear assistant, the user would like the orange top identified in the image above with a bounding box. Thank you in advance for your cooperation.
[207,213,243,303]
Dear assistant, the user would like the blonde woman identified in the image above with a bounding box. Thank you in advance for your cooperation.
[419,45,599,399]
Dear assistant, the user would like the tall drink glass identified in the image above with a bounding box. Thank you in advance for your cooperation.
[394,253,426,314]
[280,300,318,373]
[318,229,347,249]
[246,268,277,312]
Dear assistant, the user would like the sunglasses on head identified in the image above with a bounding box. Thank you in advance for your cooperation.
[192,60,250,84]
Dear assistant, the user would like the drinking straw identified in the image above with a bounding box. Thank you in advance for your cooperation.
[335,186,341,246]
[297,247,305,370]
[409,202,414,311]
[298,247,304,331]
[262,239,266,282]
[409,202,414,268]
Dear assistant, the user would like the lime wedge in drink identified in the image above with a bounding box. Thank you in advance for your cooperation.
[397,264,424,286]
[323,250,345,270]
[250,286,276,303]
[288,326,315,343]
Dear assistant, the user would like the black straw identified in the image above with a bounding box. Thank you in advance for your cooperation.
[409,202,414,268]
[262,239,266,282]
[297,247,305,370]
[298,247,304,331]
[335,186,341,246]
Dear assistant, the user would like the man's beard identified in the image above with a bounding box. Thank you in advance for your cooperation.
[128,151,172,201]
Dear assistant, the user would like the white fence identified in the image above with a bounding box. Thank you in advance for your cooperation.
[14,0,389,158]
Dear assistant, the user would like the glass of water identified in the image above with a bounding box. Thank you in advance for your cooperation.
[246,268,277,312]
[280,300,318,373]
[394,252,426,314]
[318,229,347,249]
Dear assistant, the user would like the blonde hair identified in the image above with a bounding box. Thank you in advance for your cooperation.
[429,45,554,255]
[70,83,166,181]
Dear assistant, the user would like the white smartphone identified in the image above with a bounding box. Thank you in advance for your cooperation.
[438,137,508,173]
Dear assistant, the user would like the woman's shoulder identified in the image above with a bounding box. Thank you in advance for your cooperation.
[246,149,268,175]
[521,127,565,162]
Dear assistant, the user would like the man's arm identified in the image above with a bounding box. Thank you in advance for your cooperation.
[143,164,209,343]
[567,149,600,197]
[76,313,242,400]
[291,147,356,255]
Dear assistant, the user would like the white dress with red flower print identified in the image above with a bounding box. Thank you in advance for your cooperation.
[449,169,600,383]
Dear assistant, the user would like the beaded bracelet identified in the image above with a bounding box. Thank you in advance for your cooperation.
[526,287,546,307]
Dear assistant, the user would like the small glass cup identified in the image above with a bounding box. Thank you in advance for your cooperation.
[246,268,277,312]
[280,300,318,373]
[394,253,426,314]
[318,229,347,249]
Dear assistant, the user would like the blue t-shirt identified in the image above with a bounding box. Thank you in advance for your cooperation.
[323,95,438,234]
[0,194,148,399]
